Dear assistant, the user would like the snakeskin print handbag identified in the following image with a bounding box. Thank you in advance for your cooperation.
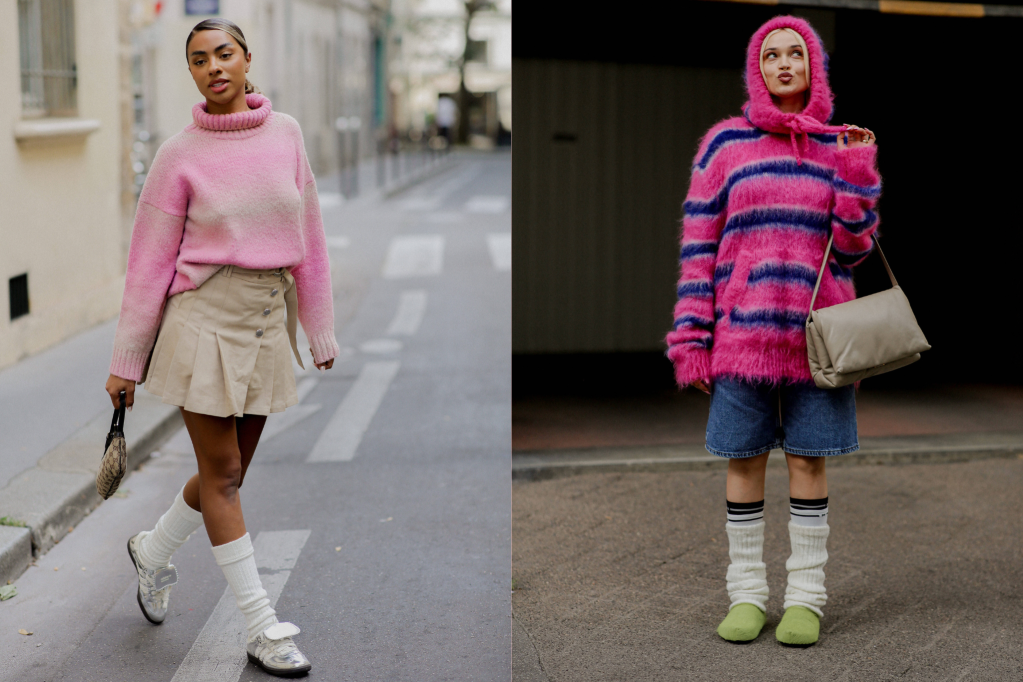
[96,391,128,500]
[806,234,931,389]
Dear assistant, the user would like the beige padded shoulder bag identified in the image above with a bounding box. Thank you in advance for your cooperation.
[806,234,931,389]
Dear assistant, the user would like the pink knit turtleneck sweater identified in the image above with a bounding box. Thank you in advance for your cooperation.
[109,93,340,382]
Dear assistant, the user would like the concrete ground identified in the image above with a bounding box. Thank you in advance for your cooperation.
[512,457,1023,681]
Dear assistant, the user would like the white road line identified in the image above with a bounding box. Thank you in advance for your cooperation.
[382,235,444,278]
[307,361,400,463]
[465,195,508,213]
[486,233,512,272]
[260,377,322,443]
[359,338,403,354]
[386,290,428,336]
[171,530,311,682]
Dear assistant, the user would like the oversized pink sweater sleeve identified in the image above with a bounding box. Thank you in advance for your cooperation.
[288,126,341,364]
[665,126,732,388]
[831,145,881,266]
[109,144,189,382]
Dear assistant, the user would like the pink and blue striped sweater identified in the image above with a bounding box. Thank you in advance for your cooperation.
[666,16,881,387]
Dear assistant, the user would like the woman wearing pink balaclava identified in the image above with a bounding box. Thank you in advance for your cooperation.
[666,16,879,646]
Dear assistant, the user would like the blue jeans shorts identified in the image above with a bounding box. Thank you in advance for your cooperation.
[705,377,859,458]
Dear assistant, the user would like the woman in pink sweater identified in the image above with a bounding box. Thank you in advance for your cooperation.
[104,19,338,676]
[665,16,879,646]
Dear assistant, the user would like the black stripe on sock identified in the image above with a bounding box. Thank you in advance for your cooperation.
[726,499,765,512]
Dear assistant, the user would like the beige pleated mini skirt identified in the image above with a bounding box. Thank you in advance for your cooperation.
[141,265,305,418]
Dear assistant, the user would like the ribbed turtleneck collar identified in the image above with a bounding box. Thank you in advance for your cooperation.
[190,93,273,138]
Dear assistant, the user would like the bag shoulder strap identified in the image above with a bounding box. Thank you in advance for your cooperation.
[807,233,898,321]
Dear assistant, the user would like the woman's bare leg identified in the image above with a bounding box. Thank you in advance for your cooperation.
[181,413,267,513]
[785,452,827,499]
[177,410,289,648]
[726,451,770,502]
[180,409,266,546]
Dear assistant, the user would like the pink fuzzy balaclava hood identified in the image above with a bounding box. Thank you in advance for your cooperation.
[744,16,846,163]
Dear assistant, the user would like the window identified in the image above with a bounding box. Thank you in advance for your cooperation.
[18,0,77,118]
[9,274,29,321]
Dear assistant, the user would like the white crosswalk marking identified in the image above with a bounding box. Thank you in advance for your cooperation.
[307,361,400,462]
[170,530,311,682]
[387,290,428,336]
[486,233,511,272]
[260,377,322,443]
[382,235,444,278]
[464,195,508,213]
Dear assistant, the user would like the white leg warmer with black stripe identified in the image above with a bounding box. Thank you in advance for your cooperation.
[724,520,769,613]
[783,521,830,617]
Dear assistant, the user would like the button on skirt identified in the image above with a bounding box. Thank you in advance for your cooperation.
[141,265,300,418]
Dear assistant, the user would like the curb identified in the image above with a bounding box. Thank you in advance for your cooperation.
[0,392,181,585]
[512,433,1023,481]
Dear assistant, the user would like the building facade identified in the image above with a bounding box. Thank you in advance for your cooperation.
[0,0,126,370]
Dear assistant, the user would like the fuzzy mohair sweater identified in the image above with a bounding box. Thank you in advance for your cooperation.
[665,16,881,387]
[109,93,340,382]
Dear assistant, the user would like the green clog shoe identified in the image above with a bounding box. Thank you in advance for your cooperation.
[776,605,820,646]
[717,603,766,643]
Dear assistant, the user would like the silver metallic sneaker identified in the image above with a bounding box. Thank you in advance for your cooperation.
[246,622,312,677]
[126,531,178,624]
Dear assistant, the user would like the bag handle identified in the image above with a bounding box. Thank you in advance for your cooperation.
[109,390,126,436]
[807,233,898,321]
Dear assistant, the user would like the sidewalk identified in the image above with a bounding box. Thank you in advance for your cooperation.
[0,319,182,582]
[512,384,1023,680]
[0,149,464,586]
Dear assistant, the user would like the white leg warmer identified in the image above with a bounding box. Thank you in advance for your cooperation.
[724,521,769,613]
[783,521,830,617]
[211,533,278,641]
[137,485,204,568]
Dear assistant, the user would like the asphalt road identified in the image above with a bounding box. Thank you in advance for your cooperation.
[0,152,511,682]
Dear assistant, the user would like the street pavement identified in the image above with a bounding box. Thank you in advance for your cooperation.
[512,458,1023,681]
[0,151,511,681]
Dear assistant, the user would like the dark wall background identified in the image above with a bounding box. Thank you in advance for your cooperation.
[513,2,1023,395]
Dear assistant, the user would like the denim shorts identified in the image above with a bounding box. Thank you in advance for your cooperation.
[705,377,859,458]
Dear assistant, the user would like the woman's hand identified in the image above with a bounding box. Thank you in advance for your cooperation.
[691,379,711,395]
[314,356,334,372]
[838,124,875,150]
[105,374,136,410]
